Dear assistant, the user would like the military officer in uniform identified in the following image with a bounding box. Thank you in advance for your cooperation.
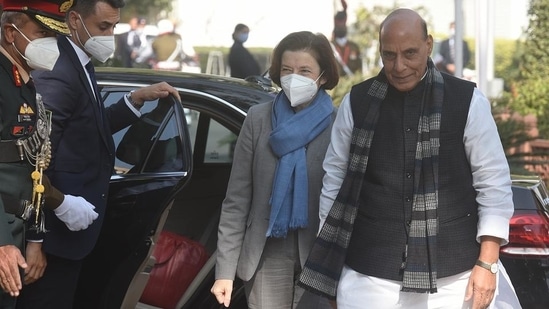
[0,1,98,307]
[331,0,362,77]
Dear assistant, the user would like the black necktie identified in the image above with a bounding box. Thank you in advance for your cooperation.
[133,32,141,48]
[449,38,455,62]
[85,61,104,123]
[85,61,101,102]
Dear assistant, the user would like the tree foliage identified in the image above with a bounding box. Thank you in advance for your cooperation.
[492,106,541,176]
[347,3,431,76]
[331,2,546,174]
[508,0,549,138]
[121,0,172,22]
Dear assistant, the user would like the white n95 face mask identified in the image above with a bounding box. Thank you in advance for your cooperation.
[77,14,115,63]
[84,35,115,63]
[280,73,323,107]
[11,24,60,71]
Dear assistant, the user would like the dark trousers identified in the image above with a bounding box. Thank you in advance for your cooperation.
[15,254,82,309]
[0,292,16,309]
[0,260,26,309]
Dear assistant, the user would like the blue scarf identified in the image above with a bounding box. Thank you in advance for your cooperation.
[266,90,333,238]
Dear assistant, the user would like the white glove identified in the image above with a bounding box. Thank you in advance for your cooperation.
[53,195,99,231]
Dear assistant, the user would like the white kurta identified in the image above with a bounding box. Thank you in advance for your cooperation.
[319,88,520,308]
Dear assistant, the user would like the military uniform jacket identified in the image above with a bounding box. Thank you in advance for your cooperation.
[0,51,36,250]
[332,39,362,76]
[152,33,183,62]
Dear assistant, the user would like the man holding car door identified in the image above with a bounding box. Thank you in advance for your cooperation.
[15,1,180,308]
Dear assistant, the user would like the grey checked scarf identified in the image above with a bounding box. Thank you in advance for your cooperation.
[298,58,444,299]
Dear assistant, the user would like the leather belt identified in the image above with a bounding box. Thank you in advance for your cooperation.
[0,140,23,163]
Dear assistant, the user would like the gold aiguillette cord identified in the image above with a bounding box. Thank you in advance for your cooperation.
[30,161,46,232]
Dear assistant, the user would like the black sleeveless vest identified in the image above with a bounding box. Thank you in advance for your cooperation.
[346,74,480,280]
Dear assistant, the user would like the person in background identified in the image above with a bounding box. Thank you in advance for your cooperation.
[14,1,180,308]
[0,0,98,308]
[115,15,137,67]
[228,23,260,78]
[127,16,151,68]
[211,31,339,309]
[331,0,362,77]
[299,8,521,309]
[434,21,471,76]
[152,19,184,71]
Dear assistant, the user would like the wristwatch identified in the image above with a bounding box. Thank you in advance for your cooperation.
[476,260,498,274]
[126,90,143,109]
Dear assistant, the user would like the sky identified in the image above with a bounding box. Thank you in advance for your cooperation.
[172,0,529,48]
[173,0,334,47]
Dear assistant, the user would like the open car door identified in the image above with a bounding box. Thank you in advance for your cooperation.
[73,91,192,309]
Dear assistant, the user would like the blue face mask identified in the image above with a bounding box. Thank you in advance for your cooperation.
[237,33,249,43]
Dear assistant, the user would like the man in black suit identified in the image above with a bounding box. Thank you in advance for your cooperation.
[115,16,147,68]
[435,21,471,76]
[15,1,180,308]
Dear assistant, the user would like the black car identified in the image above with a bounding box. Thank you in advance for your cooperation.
[71,68,274,309]
[80,68,548,309]
[501,176,549,309]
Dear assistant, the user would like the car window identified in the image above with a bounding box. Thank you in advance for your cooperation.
[101,90,186,174]
[204,119,236,163]
[184,107,237,164]
[117,107,183,173]
[186,109,198,150]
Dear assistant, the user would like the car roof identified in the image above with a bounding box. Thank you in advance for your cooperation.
[95,67,277,112]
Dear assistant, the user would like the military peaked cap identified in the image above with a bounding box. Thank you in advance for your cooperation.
[1,0,72,35]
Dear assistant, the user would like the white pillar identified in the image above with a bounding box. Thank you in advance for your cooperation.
[454,0,464,77]
[476,0,495,95]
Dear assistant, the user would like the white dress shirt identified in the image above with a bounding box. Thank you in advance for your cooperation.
[67,38,141,116]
